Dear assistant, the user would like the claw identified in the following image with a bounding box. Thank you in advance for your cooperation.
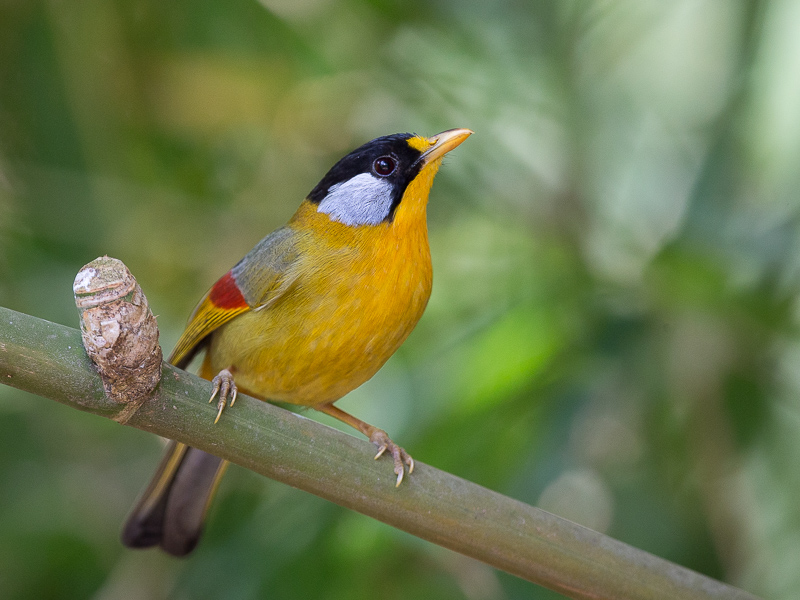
[209,369,237,424]
[214,400,225,424]
[369,429,413,487]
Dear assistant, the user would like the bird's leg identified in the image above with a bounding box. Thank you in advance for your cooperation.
[208,369,237,424]
[316,404,414,487]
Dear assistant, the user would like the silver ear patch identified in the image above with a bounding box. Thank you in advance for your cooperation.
[317,173,394,226]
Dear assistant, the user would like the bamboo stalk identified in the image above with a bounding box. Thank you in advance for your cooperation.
[0,305,761,600]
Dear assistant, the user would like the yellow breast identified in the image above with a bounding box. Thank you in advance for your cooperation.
[203,164,439,406]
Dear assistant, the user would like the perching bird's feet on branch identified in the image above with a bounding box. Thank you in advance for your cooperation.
[370,429,414,487]
[209,368,237,424]
[316,403,414,487]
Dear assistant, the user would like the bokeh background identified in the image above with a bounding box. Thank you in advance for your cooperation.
[1,0,799,598]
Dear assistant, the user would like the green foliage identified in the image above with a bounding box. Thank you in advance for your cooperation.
[1,0,799,598]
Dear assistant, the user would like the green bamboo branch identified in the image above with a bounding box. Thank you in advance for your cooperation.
[0,304,760,600]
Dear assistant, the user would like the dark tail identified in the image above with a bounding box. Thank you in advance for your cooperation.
[121,441,228,556]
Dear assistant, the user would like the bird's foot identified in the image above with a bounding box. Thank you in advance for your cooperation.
[209,369,237,424]
[370,430,414,487]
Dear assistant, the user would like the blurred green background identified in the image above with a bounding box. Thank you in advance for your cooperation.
[1,0,799,598]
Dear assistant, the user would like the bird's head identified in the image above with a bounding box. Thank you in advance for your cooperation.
[307,129,472,227]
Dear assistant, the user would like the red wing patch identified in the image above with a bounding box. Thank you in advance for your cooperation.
[209,271,248,310]
[168,272,251,367]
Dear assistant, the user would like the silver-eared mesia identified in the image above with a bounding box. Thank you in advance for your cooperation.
[122,129,473,556]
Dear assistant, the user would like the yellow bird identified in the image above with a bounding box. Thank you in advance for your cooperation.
[122,128,472,556]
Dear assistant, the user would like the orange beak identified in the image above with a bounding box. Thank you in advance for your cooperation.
[418,128,474,167]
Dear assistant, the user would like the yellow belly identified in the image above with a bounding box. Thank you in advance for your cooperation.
[203,200,432,406]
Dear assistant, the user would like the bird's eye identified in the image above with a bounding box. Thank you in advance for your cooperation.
[372,156,396,177]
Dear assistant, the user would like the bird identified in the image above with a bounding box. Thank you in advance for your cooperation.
[121,128,473,556]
